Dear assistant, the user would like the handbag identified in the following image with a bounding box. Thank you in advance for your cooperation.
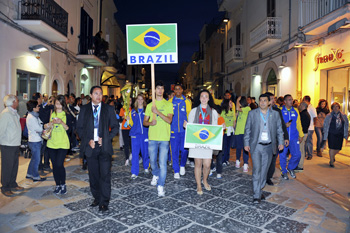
[42,110,53,140]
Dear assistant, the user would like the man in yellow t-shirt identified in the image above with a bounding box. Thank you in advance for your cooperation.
[144,81,173,197]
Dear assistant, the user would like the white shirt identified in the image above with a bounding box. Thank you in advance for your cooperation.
[307,104,317,131]
[91,102,102,141]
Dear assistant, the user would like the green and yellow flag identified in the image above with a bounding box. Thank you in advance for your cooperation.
[185,123,223,150]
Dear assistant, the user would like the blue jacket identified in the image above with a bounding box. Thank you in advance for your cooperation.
[281,106,304,140]
[169,95,191,133]
[129,108,148,136]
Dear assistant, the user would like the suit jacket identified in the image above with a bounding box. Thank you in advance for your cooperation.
[77,102,118,157]
[244,108,284,155]
[272,106,289,141]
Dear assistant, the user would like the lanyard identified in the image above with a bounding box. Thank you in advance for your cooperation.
[200,105,206,124]
[260,110,269,127]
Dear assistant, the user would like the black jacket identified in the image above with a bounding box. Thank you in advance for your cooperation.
[300,109,311,134]
[272,106,289,141]
[76,102,119,157]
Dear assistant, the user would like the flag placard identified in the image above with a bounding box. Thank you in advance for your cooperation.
[185,123,223,150]
[126,23,178,65]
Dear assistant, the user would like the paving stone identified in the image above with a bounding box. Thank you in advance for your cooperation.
[114,184,150,196]
[148,213,191,232]
[171,178,197,189]
[233,186,271,198]
[304,203,325,216]
[217,180,244,191]
[264,217,309,233]
[34,211,97,233]
[230,194,278,211]
[234,173,252,179]
[212,218,262,233]
[64,197,94,211]
[111,176,146,189]
[111,171,131,178]
[177,224,219,233]
[54,185,84,200]
[175,206,223,226]
[87,200,135,219]
[146,197,188,212]
[162,183,189,196]
[123,225,161,233]
[229,206,275,227]
[267,194,289,204]
[284,198,307,209]
[321,218,347,233]
[263,185,285,193]
[171,189,215,205]
[206,175,233,187]
[72,219,127,233]
[199,198,240,214]
[293,212,323,226]
[271,205,297,217]
[78,187,92,196]
[206,187,236,199]
[113,206,162,225]
[123,191,160,205]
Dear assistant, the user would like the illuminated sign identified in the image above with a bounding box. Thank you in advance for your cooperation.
[314,48,345,71]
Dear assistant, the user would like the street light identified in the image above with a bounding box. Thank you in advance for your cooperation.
[29,44,49,59]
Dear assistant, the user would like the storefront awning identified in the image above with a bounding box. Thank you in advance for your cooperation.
[100,71,120,87]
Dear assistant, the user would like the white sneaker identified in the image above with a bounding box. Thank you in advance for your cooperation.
[243,164,249,172]
[125,159,129,166]
[144,169,149,174]
[174,173,180,179]
[129,153,132,161]
[211,167,216,172]
[217,174,222,179]
[157,185,165,197]
[235,160,240,168]
[151,175,159,186]
[186,160,191,165]
[190,161,195,168]
[131,174,137,179]
[139,157,143,164]
[209,170,213,177]
[180,166,186,176]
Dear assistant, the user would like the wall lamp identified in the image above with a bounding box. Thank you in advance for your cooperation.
[223,18,229,23]
[279,55,287,68]
[29,44,49,59]
[84,65,94,69]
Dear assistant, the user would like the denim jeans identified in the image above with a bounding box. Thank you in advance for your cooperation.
[148,140,169,186]
[27,142,42,179]
[305,130,314,157]
[315,127,325,151]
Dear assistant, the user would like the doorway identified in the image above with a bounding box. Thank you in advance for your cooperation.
[52,80,58,96]
[266,69,277,95]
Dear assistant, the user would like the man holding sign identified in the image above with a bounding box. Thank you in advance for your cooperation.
[143,81,173,197]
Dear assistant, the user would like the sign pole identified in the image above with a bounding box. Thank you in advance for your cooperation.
[151,63,156,119]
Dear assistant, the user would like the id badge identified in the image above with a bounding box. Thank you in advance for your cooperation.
[94,128,99,141]
[261,131,268,141]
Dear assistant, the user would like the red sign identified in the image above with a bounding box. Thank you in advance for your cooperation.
[314,48,345,71]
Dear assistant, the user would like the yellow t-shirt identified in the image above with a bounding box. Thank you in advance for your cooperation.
[145,99,173,141]
[47,111,70,149]
[235,106,251,135]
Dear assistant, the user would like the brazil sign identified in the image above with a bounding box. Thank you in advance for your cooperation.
[126,24,178,65]
[184,123,223,150]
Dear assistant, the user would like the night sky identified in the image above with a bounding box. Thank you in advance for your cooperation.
[114,0,223,89]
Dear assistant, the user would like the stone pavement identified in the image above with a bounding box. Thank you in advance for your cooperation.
[0,141,349,233]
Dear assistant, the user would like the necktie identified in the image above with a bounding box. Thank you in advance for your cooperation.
[93,105,99,129]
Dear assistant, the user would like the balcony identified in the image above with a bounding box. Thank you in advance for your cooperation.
[217,0,241,12]
[76,35,108,67]
[104,52,126,78]
[300,0,350,35]
[250,17,282,53]
[14,0,68,42]
[225,45,243,65]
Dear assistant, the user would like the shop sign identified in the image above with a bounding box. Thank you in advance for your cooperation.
[314,49,345,71]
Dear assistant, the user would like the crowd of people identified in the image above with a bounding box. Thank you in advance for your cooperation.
[0,82,348,210]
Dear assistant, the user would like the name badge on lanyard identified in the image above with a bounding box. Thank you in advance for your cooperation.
[260,111,269,141]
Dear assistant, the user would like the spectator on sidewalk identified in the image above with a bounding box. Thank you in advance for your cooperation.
[0,94,24,196]
[144,80,173,197]
[244,93,284,204]
[119,100,132,166]
[323,102,348,168]
[25,100,46,182]
[295,102,311,171]
[315,99,330,157]
[303,95,317,160]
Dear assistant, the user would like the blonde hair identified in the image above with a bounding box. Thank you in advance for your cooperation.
[133,94,146,112]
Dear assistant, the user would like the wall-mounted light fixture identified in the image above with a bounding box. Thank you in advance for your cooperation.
[85,65,94,69]
[279,55,287,68]
[29,44,49,59]
[223,18,229,23]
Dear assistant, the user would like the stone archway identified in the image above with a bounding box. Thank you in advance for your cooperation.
[261,61,279,95]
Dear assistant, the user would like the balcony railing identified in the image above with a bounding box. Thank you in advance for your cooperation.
[299,0,350,27]
[106,52,126,75]
[250,17,282,50]
[20,0,68,37]
[225,45,243,64]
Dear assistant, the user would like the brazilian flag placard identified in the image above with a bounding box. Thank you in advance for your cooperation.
[185,123,223,150]
[126,24,178,65]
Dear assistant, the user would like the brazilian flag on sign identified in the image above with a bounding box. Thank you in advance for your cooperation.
[185,123,223,150]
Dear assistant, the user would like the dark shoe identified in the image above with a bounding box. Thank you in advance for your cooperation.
[306,156,312,160]
[90,199,99,207]
[60,184,67,194]
[120,147,123,151]
[329,162,335,168]
[99,205,109,212]
[266,179,274,186]
[253,198,261,204]
[12,186,24,191]
[261,194,266,200]
[82,162,87,170]
[317,151,323,157]
[281,173,289,180]
[26,175,33,180]
[54,185,61,194]
[2,190,14,196]
[43,166,52,172]
[294,167,304,171]
[287,169,296,179]
[33,177,47,182]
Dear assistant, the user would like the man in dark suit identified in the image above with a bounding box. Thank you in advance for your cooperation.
[77,86,118,212]
[244,93,284,204]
